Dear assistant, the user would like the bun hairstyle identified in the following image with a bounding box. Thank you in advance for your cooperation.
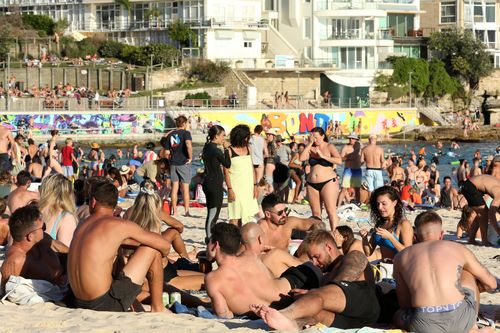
[206,125,225,143]
[310,127,328,142]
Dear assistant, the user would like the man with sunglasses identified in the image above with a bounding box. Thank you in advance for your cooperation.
[258,194,322,251]
[1,204,66,293]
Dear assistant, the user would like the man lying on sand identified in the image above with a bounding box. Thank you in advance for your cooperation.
[251,230,379,330]
[68,182,170,312]
[258,193,322,250]
[1,205,67,293]
[394,210,497,333]
[205,223,322,318]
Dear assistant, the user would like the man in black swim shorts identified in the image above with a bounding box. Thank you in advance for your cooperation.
[251,230,380,330]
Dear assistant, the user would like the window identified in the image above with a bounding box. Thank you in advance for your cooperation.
[304,17,311,38]
[440,2,456,23]
[244,41,253,48]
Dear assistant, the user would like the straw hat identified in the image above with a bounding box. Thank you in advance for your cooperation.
[266,129,278,136]
[119,165,131,175]
[91,142,100,149]
[347,132,359,140]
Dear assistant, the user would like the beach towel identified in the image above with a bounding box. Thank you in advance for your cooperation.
[1,276,68,305]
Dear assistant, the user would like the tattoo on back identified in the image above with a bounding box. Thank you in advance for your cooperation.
[455,265,464,295]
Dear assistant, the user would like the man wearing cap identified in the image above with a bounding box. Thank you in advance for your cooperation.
[340,133,362,204]
[360,134,385,195]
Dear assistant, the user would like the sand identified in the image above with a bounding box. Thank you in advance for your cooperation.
[0,203,498,332]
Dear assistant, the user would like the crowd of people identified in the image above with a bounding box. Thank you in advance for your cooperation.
[0,116,498,332]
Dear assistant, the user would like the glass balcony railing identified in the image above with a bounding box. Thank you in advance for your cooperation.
[320,29,392,40]
[315,0,414,11]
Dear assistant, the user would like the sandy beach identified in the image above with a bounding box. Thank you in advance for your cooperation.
[0,203,498,332]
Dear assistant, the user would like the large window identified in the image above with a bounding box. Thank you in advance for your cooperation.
[440,2,456,23]
[331,18,360,39]
[332,47,363,69]
[96,4,119,30]
[132,3,150,28]
[388,14,414,37]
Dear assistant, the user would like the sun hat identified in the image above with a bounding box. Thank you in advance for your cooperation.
[266,129,277,136]
[91,142,100,149]
[119,165,131,175]
[347,132,359,140]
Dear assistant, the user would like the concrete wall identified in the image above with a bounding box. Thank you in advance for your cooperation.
[163,87,226,105]
[245,70,320,101]
[150,68,184,90]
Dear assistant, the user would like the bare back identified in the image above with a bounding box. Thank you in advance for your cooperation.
[394,240,493,308]
[361,144,384,169]
[206,252,290,316]
[7,188,39,214]
[0,127,13,154]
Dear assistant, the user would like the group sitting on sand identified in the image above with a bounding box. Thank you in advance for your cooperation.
[0,121,498,332]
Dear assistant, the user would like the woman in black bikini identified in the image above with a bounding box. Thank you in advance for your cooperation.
[299,127,342,231]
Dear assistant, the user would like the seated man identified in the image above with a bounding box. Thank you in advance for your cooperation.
[258,193,322,251]
[68,182,170,312]
[241,222,305,277]
[205,223,322,318]
[460,175,500,245]
[1,205,66,293]
[7,171,39,215]
[439,176,459,209]
[251,230,379,330]
[393,210,497,333]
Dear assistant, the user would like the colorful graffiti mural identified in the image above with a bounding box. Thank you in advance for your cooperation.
[0,112,166,134]
[191,109,419,137]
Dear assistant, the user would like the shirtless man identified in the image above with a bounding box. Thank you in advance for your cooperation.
[205,223,322,318]
[361,134,385,194]
[488,155,500,178]
[0,126,14,173]
[7,171,39,214]
[68,182,170,312]
[405,159,418,185]
[1,205,65,293]
[393,210,497,333]
[258,193,321,251]
[460,175,500,245]
[340,133,362,203]
[241,222,304,277]
[251,230,380,330]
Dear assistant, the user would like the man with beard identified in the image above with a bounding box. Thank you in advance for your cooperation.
[258,194,322,250]
[251,230,379,330]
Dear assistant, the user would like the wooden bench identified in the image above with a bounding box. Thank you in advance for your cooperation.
[43,100,66,109]
[182,99,205,107]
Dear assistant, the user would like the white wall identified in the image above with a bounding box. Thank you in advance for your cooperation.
[205,0,262,22]
[206,30,262,61]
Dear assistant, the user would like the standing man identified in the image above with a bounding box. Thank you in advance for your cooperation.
[340,133,362,204]
[163,115,193,216]
[249,125,268,184]
[0,126,15,173]
[439,176,459,209]
[360,134,385,195]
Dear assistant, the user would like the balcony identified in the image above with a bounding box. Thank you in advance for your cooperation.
[323,28,392,40]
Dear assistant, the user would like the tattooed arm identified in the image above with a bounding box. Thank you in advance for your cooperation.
[329,251,368,282]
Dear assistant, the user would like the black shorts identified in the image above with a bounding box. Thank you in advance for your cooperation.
[164,261,179,283]
[330,280,380,329]
[460,179,486,207]
[73,272,142,312]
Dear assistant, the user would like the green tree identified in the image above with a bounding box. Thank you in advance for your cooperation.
[429,28,492,91]
[426,58,459,97]
[115,0,132,27]
[167,19,197,48]
[21,14,55,36]
[390,57,429,96]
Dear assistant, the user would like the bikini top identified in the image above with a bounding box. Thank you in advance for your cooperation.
[373,226,400,253]
[309,157,333,168]
[49,211,67,240]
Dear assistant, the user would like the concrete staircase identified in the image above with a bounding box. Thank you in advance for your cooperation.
[417,105,451,126]
[222,69,255,103]
[263,25,300,59]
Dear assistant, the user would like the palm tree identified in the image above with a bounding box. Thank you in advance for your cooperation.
[145,6,161,29]
[115,0,132,29]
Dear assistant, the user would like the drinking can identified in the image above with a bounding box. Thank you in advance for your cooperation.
[170,292,181,304]
[162,292,169,307]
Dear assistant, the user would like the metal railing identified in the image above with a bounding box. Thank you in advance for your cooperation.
[321,29,392,40]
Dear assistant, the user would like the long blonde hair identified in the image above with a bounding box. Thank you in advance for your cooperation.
[39,173,76,216]
[128,181,162,233]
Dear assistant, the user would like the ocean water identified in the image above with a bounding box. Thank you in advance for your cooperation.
[105,141,498,187]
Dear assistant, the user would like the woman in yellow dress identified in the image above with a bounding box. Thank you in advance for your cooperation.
[224,124,259,227]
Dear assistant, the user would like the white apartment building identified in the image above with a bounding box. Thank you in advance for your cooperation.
[0,0,265,64]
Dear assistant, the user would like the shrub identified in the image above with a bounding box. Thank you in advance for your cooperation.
[143,43,179,66]
[189,60,230,83]
[99,40,124,58]
[77,38,101,57]
[185,91,211,100]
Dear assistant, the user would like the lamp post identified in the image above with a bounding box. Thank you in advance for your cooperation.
[408,71,413,108]
[295,70,301,109]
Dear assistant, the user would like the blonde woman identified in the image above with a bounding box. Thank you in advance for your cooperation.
[125,180,204,290]
[39,173,78,247]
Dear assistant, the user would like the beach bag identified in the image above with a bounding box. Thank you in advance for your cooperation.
[373,261,394,282]
[1,275,68,305]
[196,184,206,204]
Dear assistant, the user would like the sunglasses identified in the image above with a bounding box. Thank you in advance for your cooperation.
[28,222,46,235]
[269,208,288,216]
